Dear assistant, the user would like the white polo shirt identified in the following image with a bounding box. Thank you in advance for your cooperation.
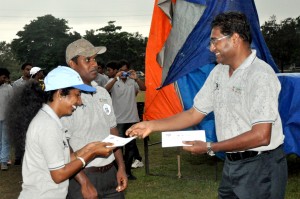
[0,83,13,120]
[19,104,70,199]
[193,50,284,151]
[61,86,116,167]
[107,78,140,123]
[12,77,28,88]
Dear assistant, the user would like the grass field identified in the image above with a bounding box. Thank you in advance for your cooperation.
[1,133,300,199]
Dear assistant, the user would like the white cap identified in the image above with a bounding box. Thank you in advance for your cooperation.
[30,67,44,76]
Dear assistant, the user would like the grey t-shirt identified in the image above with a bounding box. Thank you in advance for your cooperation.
[61,86,116,167]
[19,104,70,199]
[107,78,140,123]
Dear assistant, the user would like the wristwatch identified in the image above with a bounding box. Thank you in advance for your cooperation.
[207,142,215,156]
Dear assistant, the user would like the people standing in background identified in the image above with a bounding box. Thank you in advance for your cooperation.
[106,60,119,80]
[105,59,146,180]
[12,62,33,166]
[30,66,45,82]
[62,38,127,199]
[0,68,13,171]
[12,63,32,87]
[94,61,109,87]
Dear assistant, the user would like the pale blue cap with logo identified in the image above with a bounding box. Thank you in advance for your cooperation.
[44,66,96,92]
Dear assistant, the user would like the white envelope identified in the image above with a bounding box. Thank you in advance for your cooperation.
[102,135,136,147]
[162,130,206,148]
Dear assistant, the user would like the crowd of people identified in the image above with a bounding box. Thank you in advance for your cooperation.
[0,11,288,199]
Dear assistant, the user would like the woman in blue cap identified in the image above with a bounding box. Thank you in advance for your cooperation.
[7,66,115,199]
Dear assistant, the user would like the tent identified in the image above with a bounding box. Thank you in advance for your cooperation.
[144,0,300,157]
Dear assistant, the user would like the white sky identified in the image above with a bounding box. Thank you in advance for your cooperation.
[0,0,299,43]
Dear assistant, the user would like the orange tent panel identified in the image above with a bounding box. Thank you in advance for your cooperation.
[144,0,183,121]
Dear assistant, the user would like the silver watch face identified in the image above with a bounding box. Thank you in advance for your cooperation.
[207,142,215,156]
[208,150,215,156]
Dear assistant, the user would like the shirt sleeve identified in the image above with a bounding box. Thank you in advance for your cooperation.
[248,72,281,125]
[193,70,215,115]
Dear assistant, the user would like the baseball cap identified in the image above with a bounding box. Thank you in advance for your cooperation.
[44,66,96,92]
[30,67,44,76]
[66,38,107,63]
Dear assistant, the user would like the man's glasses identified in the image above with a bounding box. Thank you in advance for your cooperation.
[209,35,230,46]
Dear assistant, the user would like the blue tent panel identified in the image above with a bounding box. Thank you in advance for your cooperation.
[162,0,278,88]
[278,74,300,156]
[177,63,225,159]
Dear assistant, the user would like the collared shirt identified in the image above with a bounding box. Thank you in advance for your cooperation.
[0,83,13,120]
[12,76,28,88]
[94,74,109,87]
[61,86,116,167]
[193,50,284,151]
[20,104,70,199]
[107,78,140,123]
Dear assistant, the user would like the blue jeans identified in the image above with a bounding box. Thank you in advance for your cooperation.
[0,120,10,163]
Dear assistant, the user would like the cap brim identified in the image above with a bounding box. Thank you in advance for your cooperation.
[96,46,106,55]
[73,84,96,92]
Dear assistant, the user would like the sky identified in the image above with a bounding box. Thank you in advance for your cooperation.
[1,0,299,43]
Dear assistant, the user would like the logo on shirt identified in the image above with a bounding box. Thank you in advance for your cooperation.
[214,82,220,91]
[99,98,108,102]
[103,104,111,115]
[232,86,242,94]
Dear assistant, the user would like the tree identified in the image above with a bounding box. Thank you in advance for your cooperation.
[0,41,19,80]
[9,17,147,77]
[85,21,147,71]
[10,15,81,71]
[261,15,300,72]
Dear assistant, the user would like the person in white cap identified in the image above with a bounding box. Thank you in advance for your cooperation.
[62,38,127,199]
[30,66,45,82]
[7,66,116,199]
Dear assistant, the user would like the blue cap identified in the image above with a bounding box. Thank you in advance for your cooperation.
[44,66,96,92]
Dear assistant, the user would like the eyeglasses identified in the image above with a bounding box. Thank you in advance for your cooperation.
[209,35,230,46]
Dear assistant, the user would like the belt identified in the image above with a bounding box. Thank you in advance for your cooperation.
[226,151,262,161]
[226,145,282,161]
[83,162,114,173]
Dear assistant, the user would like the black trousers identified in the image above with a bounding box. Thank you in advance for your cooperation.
[67,165,124,199]
[117,123,142,175]
[218,146,288,199]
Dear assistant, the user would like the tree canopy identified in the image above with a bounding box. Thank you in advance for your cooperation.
[0,42,20,79]
[261,15,300,72]
[5,15,147,80]
[1,14,300,80]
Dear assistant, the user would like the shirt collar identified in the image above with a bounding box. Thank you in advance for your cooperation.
[41,104,63,130]
[237,49,257,70]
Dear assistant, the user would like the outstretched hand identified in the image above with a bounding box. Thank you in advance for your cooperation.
[182,141,207,155]
[125,121,152,139]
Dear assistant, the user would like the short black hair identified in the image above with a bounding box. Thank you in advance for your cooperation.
[97,60,105,68]
[119,59,130,69]
[71,55,80,65]
[106,60,120,70]
[21,62,32,70]
[212,12,252,44]
[0,68,10,78]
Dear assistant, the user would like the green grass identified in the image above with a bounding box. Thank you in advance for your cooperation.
[1,134,300,199]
